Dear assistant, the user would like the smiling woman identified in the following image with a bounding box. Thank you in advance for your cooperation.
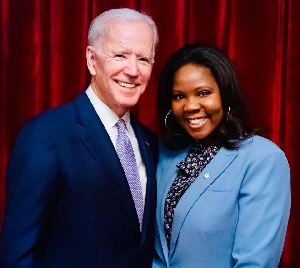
[171,64,223,145]
[159,44,251,150]
[153,43,291,267]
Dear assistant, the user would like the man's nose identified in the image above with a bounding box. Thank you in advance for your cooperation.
[124,57,139,77]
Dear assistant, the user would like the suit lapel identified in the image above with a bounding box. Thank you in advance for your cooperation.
[73,93,140,231]
[131,115,157,243]
[168,147,238,258]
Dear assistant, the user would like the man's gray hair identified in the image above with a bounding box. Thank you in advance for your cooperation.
[88,8,159,57]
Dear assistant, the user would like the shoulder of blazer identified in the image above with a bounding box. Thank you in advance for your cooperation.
[235,135,287,160]
[158,140,189,167]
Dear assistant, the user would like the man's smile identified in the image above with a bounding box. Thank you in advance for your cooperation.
[116,80,138,88]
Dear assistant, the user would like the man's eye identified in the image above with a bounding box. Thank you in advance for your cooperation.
[114,54,126,59]
[139,57,150,64]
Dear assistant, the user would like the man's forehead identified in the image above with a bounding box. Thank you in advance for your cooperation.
[106,19,152,37]
[101,22,154,55]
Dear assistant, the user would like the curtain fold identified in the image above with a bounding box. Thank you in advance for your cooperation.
[1,0,299,266]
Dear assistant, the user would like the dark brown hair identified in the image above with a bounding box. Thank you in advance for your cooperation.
[158,43,253,150]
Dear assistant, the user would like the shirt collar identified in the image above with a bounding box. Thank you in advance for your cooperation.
[86,85,131,131]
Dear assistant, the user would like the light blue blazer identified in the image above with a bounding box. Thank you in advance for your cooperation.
[153,135,290,267]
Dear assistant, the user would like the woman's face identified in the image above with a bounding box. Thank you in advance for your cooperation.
[171,64,223,144]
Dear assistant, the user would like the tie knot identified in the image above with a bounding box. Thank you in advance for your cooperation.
[116,119,127,133]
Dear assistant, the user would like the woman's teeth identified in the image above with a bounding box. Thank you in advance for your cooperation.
[187,118,207,126]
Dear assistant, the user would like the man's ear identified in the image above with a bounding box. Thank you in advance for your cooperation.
[86,46,96,76]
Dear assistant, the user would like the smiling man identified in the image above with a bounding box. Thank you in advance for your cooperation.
[0,8,159,268]
[86,18,155,117]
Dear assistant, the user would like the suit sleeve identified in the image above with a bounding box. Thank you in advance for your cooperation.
[232,148,291,267]
[0,118,60,267]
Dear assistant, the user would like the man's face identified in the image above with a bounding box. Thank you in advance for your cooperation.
[86,20,154,117]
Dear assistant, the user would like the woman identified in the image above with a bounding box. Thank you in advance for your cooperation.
[153,43,290,267]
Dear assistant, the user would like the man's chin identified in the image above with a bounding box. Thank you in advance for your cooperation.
[119,97,141,108]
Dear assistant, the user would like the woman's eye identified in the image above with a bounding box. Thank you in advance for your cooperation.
[198,91,211,97]
[172,94,184,100]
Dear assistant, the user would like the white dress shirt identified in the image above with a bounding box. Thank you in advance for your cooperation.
[86,86,147,201]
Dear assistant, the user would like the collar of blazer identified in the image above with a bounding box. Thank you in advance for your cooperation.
[156,145,238,261]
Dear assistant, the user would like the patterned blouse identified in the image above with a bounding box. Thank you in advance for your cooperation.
[164,142,221,248]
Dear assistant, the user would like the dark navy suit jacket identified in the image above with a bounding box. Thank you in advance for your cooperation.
[0,92,158,267]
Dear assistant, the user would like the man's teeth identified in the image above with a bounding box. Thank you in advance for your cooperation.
[188,118,207,125]
[118,81,135,88]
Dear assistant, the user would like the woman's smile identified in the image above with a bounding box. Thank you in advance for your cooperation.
[172,64,223,142]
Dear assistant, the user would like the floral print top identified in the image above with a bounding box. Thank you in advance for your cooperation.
[164,142,221,248]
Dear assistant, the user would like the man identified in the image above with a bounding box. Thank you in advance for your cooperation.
[0,8,159,267]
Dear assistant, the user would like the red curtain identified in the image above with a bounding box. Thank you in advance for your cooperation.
[1,0,300,266]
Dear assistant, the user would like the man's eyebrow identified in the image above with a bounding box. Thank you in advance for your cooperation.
[111,49,130,54]
[109,49,153,61]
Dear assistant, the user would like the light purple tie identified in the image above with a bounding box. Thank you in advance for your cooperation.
[115,119,144,230]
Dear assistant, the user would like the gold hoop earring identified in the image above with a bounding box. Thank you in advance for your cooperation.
[164,110,184,136]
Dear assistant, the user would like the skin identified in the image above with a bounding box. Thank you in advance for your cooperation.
[172,64,224,146]
[86,20,154,117]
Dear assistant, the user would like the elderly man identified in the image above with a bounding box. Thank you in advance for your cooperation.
[0,8,159,268]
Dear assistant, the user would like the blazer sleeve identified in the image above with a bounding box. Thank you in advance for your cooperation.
[0,118,60,267]
[232,147,291,267]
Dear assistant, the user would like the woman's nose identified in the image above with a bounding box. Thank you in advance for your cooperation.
[184,97,201,112]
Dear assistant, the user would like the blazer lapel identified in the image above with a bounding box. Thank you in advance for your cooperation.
[156,147,189,264]
[169,147,238,258]
[73,93,140,231]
